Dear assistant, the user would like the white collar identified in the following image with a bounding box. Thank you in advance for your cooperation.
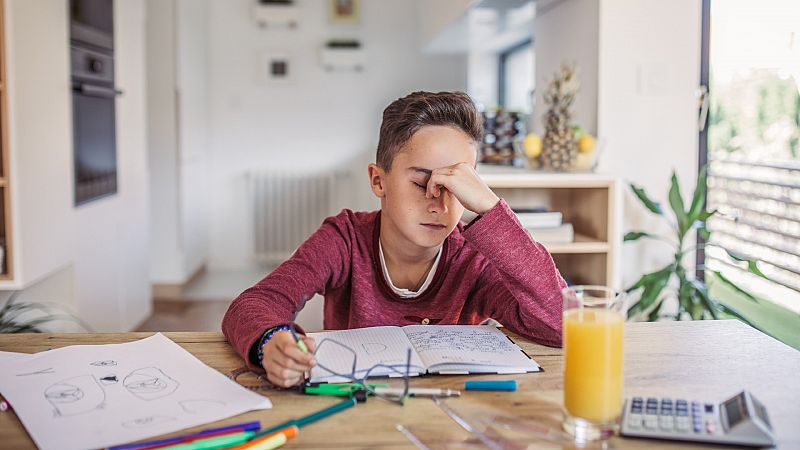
[378,241,441,298]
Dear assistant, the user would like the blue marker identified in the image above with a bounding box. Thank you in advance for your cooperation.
[464,380,517,391]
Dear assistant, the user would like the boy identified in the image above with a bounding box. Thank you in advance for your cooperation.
[222,91,566,388]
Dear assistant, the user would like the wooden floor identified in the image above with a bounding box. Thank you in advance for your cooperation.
[136,300,230,332]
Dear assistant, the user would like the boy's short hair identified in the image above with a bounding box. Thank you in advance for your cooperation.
[376,91,483,171]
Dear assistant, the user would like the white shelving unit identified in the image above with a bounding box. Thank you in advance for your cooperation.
[478,166,622,289]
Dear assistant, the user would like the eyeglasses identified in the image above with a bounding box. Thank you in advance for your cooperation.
[226,338,413,406]
[311,337,412,406]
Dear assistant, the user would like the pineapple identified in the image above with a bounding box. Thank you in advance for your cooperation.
[540,64,579,171]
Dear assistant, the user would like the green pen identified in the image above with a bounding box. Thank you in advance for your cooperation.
[156,430,256,450]
[304,383,389,397]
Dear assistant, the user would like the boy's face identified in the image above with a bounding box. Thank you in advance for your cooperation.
[369,125,477,251]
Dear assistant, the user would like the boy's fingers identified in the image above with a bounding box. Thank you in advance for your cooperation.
[269,351,313,373]
[265,365,304,387]
[277,339,317,366]
[301,336,317,353]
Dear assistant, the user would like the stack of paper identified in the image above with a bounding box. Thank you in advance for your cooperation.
[513,208,574,243]
[0,333,271,450]
[513,208,563,228]
[528,223,575,244]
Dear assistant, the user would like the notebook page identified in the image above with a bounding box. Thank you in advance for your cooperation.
[403,325,540,373]
[307,326,426,383]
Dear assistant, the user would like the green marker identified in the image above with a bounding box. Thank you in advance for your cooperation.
[304,383,389,397]
[256,397,357,438]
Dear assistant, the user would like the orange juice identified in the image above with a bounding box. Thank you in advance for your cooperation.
[563,308,624,422]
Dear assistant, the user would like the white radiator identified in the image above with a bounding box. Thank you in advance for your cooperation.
[249,171,349,265]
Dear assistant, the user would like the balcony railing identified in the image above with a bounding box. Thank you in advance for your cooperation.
[706,153,800,311]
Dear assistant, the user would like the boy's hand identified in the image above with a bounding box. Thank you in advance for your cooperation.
[426,162,500,214]
[262,331,317,387]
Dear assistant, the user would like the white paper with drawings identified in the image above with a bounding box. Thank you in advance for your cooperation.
[0,333,271,450]
[308,326,426,383]
[403,325,541,373]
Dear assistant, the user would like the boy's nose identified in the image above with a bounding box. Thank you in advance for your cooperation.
[428,190,449,214]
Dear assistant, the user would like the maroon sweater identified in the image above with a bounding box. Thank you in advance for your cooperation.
[222,199,566,370]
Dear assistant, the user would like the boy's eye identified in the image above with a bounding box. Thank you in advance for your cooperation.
[412,182,426,191]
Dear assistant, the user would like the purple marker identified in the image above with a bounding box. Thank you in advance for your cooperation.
[107,420,261,450]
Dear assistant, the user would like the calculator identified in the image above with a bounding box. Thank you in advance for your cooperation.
[620,390,776,447]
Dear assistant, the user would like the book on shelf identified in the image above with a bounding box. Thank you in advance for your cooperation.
[528,223,574,244]
[512,208,563,228]
[307,325,541,383]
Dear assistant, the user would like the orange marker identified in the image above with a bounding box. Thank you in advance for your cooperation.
[226,425,298,450]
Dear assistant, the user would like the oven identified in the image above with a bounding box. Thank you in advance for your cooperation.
[70,0,121,206]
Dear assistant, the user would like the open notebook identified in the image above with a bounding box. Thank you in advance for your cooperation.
[307,325,541,383]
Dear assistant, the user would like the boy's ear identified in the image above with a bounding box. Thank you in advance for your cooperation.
[368,163,387,198]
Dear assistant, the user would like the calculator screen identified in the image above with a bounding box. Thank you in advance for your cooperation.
[724,395,746,427]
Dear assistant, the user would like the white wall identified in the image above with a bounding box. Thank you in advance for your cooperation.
[532,0,599,135]
[3,0,150,331]
[206,0,467,271]
[597,0,702,285]
[147,0,209,285]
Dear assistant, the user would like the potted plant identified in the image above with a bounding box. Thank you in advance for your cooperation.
[0,293,88,333]
[625,166,767,325]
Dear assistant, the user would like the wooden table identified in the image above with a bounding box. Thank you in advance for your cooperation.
[1,320,798,449]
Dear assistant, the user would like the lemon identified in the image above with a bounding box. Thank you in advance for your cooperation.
[578,134,596,153]
[523,133,542,158]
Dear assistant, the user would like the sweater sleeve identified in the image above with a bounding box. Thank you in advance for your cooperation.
[461,199,566,347]
[221,214,352,371]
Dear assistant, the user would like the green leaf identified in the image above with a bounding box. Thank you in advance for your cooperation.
[687,166,708,225]
[710,271,759,303]
[716,302,761,332]
[628,269,672,320]
[746,260,770,280]
[698,209,717,221]
[698,227,711,240]
[624,231,657,242]
[648,299,665,321]
[625,264,673,293]
[630,183,663,215]
[678,281,693,314]
[668,171,689,235]
[724,248,748,262]
[689,279,719,319]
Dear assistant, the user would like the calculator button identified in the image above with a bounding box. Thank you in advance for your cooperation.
[705,403,714,413]
[675,417,690,432]
[659,416,674,430]
[627,414,643,429]
[644,416,658,429]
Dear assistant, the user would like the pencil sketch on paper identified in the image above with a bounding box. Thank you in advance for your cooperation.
[362,342,388,355]
[122,415,176,428]
[123,367,179,400]
[99,375,118,385]
[179,399,226,414]
[16,368,55,376]
[90,360,118,367]
[44,375,106,417]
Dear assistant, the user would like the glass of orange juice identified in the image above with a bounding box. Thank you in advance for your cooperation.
[562,285,624,442]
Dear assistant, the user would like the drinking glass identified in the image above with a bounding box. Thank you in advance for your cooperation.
[562,285,625,442]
